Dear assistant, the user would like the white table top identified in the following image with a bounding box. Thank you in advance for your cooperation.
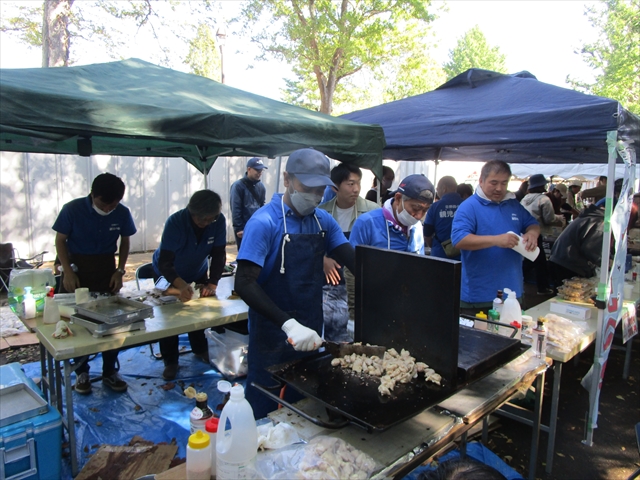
[35,276,248,361]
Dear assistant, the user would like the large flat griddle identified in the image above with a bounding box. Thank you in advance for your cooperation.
[260,247,527,432]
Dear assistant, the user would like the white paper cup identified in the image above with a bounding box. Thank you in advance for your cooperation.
[75,287,90,304]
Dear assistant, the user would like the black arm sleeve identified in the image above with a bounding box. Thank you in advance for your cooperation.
[331,242,355,274]
[157,249,179,284]
[234,260,291,328]
[208,245,226,285]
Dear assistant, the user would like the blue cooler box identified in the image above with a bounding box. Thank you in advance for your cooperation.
[0,363,62,480]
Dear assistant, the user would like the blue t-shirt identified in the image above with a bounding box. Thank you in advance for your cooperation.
[152,208,227,283]
[450,193,538,304]
[424,192,463,259]
[349,208,424,254]
[52,196,136,255]
[237,193,348,285]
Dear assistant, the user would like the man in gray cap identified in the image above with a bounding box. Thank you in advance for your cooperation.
[234,148,355,419]
[350,173,434,254]
[230,157,268,249]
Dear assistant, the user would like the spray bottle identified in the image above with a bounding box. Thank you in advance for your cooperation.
[43,286,60,324]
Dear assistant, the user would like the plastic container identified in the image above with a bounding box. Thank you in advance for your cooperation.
[500,289,522,337]
[23,286,36,319]
[205,417,220,477]
[43,287,60,325]
[473,311,487,331]
[216,384,258,480]
[487,309,500,334]
[531,319,548,359]
[492,290,503,316]
[190,392,214,434]
[186,430,212,480]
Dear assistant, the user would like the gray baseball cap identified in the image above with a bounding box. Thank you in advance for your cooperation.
[285,148,335,187]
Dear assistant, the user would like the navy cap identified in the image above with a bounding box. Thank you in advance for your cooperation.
[528,174,547,189]
[395,174,435,203]
[247,157,267,170]
[285,148,335,187]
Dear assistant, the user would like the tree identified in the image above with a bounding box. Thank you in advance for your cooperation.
[443,25,507,80]
[236,0,438,114]
[42,0,73,67]
[184,23,221,81]
[567,0,640,114]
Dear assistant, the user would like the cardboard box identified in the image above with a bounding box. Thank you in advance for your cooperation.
[549,301,592,320]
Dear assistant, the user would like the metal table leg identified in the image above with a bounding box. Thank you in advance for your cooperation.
[545,362,562,474]
[482,417,489,445]
[528,370,545,480]
[63,359,78,476]
[623,338,632,380]
[39,343,48,401]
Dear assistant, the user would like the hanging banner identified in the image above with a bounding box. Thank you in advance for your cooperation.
[583,132,636,444]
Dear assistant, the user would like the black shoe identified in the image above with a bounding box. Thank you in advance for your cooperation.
[102,372,128,392]
[537,288,554,296]
[74,372,92,395]
[193,351,210,364]
[163,364,179,380]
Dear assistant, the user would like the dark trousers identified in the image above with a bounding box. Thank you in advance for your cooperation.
[159,330,208,366]
[549,261,581,292]
[234,234,242,251]
[523,235,550,291]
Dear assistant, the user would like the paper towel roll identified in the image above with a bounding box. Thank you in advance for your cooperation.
[508,231,540,262]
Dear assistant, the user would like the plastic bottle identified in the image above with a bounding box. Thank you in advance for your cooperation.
[500,289,522,337]
[205,417,219,478]
[473,311,487,331]
[23,286,36,319]
[492,290,504,315]
[531,318,548,359]
[190,392,214,434]
[487,309,500,334]
[43,286,60,324]
[186,430,211,480]
[216,384,258,480]
[217,380,232,412]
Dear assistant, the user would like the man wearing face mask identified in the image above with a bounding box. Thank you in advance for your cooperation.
[53,172,136,394]
[234,148,355,419]
[350,174,434,254]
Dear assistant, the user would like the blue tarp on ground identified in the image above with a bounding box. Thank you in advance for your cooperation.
[342,69,640,164]
[21,335,245,479]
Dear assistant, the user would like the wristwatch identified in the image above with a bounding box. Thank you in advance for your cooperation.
[115,268,126,275]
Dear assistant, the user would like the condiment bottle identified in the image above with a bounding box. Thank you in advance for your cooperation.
[531,318,548,359]
[205,417,220,478]
[492,290,504,315]
[487,309,500,334]
[190,392,214,434]
[186,430,211,480]
[474,311,487,331]
[43,286,60,324]
[216,384,258,480]
[23,286,36,319]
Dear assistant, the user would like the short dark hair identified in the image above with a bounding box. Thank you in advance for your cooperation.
[373,166,395,187]
[528,186,546,194]
[331,163,362,186]
[91,173,125,203]
[417,458,507,480]
[187,190,222,218]
[456,183,473,198]
[480,160,511,181]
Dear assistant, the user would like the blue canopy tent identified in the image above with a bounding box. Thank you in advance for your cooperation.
[343,69,639,453]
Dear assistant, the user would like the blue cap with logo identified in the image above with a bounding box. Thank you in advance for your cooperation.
[247,157,268,170]
[395,174,435,203]
[285,148,335,187]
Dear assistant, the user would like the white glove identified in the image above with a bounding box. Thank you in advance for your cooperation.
[282,319,322,352]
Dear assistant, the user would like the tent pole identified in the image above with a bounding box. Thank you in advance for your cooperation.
[433,149,442,191]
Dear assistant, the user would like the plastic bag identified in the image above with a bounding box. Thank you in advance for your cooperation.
[255,436,381,480]
[523,313,587,353]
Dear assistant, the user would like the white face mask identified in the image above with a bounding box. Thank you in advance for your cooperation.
[289,186,322,216]
[93,203,112,216]
[397,199,420,227]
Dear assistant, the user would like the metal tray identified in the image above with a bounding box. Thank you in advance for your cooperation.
[0,383,49,427]
[70,313,147,338]
[74,296,153,325]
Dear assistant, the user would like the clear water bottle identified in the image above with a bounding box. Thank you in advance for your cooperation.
[531,318,548,359]
[216,384,258,480]
[186,430,211,480]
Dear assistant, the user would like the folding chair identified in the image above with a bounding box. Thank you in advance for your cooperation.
[0,243,47,292]
[135,262,157,290]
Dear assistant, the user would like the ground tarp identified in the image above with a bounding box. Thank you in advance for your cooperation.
[0,58,385,176]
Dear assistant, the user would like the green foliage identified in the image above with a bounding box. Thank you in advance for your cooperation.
[443,25,507,80]
[567,0,640,114]
[184,23,221,80]
[0,3,44,48]
[237,0,439,114]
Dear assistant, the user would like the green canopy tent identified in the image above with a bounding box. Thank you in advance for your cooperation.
[0,58,385,180]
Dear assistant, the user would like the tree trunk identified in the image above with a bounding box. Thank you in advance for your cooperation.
[42,0,73,67]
